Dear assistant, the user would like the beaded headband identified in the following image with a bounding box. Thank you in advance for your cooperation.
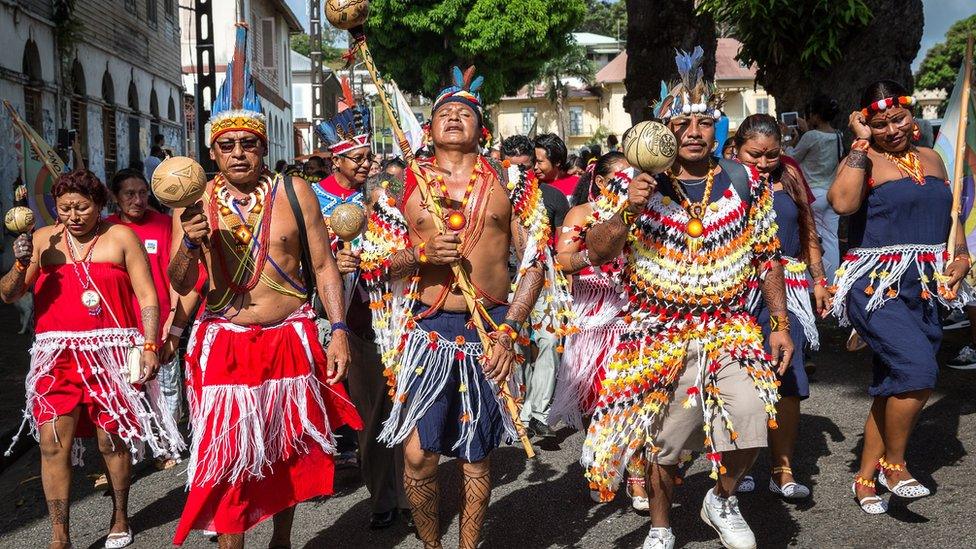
[433,66,484,125]
[860,96,916,118]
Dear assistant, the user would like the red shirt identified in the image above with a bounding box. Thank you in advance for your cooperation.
[550,174,580,200]
[107,210,173,341]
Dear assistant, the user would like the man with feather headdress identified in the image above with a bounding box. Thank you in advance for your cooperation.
[167,24,362,547]
[359,66,570,548]
[579,47,792,549]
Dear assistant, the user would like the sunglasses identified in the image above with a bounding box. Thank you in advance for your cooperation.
[215,137,262,153]
[337,153,375,166]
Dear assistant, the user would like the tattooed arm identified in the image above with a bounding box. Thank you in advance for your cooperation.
[119,225,161,382]
[168,204,205,295]
[506,217,545,327]
[388,247,420,280]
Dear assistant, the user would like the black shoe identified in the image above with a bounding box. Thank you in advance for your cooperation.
[530,418,555,438]
[399,508,415,529]
[369,509,397,530]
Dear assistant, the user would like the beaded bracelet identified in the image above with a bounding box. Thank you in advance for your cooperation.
[13,259,28,273]
[183,235,200,250]
[851,138,871,152]
[769,314,791,333]
[816,278,829,288]
[416,242,429,264]
[143,342,159,353]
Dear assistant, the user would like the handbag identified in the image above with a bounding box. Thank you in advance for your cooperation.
[81,262,143,383]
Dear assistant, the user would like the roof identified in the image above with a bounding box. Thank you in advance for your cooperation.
[592,38,757,85]
[269,0,304,33]
[505,83,599,100]
[596,50,626,83]
[715,38,756,80]
[291,50,311,72]
[571,32,620,46]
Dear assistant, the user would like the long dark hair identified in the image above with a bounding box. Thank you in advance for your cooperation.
[571,151,626,206]
[734,114,814,261]
[859,80,909,111]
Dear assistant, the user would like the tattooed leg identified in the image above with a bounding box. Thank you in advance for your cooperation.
[217,533,245,549]
[459,460,492,549]
[405,473,441,548]
[404,429,442,548]
[97,428,131,534]
[39,410,78,545]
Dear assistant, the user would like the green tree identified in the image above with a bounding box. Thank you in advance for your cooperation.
[531,42,596,138]
[695,0,923,124]
[916,15,976,97]
[290,33,344,64]
[576,0,627,40]
[363,0,587,105]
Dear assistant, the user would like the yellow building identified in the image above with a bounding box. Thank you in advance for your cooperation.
[490,38,776,151]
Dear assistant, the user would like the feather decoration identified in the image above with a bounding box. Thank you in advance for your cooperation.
[470,75,484,93]
[212,23,262,117]
[462,66,476,90]
[452,66,465,89]
[340,77,356,110]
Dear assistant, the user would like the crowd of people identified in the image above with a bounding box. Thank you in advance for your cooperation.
[1,25,972,549]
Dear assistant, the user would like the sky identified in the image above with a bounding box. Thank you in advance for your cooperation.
[285,0,973,71]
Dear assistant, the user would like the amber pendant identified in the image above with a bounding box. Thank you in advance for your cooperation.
[446,210,467,231]
[233,225,253,246]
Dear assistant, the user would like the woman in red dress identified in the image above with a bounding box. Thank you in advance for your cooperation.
[0,170,184,549]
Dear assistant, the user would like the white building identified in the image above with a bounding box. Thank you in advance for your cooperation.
[1,0,185,185]
[180,0,302,164]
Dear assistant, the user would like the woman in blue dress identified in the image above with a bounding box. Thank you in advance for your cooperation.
[829,80,971,514]
[733,114,831,501]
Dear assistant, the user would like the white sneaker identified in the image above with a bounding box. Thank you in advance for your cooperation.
[700,490,757,549]
[947,345,976,370]
[943,310,970,330]
[642,527,676,549]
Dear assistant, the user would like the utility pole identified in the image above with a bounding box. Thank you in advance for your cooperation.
[193,0,217,172]
[309,0,324,153]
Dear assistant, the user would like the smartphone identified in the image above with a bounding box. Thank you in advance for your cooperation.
[780,111,799,128]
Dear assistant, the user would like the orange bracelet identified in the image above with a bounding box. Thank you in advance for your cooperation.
[143,342,158,353]
[851,138,870,152]
[13,260,27,273]
[416,242,429,264]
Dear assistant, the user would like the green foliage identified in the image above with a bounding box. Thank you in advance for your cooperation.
[363,0,587,105]
[290,33,344,64]
[576,0,627,40]
[697,0,871,79]
[533,42,596,103]
[916,15,976,95]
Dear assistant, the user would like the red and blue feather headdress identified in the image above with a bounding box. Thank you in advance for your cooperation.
[314,77,372,154]
[433,66,484,125]
[209,23,267,144]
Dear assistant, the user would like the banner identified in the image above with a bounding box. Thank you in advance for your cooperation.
[934,48,976,252]
[390,80,424,157]
[3,101,63,226]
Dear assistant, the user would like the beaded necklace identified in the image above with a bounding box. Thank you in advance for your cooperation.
[434,160,481,231]
[207,172,276,307]
[882,149,925,185]
[65,223,104,316]
[668,161,716,251]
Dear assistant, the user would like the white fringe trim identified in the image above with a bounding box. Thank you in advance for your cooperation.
[5,328,185,465]
[183,309,346,487]
[830,243,973,326]
[378,324,519,458]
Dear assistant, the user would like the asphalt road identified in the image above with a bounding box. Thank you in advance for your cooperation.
[0,308,973,548]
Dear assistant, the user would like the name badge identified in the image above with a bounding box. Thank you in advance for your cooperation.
[145,239,158,254]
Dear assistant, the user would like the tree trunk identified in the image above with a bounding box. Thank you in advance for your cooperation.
[758,0,923,133]
[556,85,567,140]
[624,0,716,125]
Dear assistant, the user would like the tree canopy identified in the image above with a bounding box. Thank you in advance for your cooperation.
[916,14,976,96]
[576,0,627,40]
[532,42,596,138]
[290,33,345,66]
[695,0,921,123]
[363,0,586,105]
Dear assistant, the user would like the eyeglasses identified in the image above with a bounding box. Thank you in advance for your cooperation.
[337,153,375,166]
[215,137,262,153]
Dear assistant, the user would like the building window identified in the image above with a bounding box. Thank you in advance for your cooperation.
[70,59,88,163]
[147,0,158,27]
[164,0,175,18]
[125,0,136,14]
[569,106,584,136]
[22,40,44,133]
[102,71,118,178]
[260,18,276,68]
[756,97,769,115]
[521,107,536,134]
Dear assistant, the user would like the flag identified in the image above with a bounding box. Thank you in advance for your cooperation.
[3,101,64,227]
[934,43,976,252]
[390,80,424,157]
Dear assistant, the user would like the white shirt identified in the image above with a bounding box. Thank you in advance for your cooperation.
[788,129,842,190]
